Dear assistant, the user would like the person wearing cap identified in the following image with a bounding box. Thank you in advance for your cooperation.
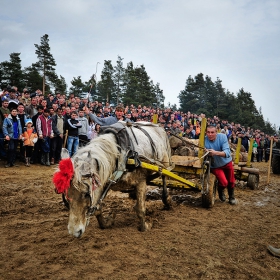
[84,104,127,126]
[7,89,19,110]
[204,124,237,205]
[22,119,38,166]
[2,108,23,167]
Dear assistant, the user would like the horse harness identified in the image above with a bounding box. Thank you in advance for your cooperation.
[85,121,160,218]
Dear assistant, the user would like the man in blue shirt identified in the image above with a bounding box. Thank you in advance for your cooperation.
[205,125,237,205]
[84,105,127,126]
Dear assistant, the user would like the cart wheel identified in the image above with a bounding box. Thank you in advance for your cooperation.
[247,174,259,190]
[201,173,217,208]
[62,193,70,209]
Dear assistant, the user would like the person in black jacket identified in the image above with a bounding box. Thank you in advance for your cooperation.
[65,111,82,157]
[51,108,64,164]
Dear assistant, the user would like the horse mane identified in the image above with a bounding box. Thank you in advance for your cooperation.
[72,133,120,187]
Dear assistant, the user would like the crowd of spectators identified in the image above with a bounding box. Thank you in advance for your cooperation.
[0,86,275,167]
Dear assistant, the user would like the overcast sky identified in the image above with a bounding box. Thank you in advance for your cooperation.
[1,0,279,127]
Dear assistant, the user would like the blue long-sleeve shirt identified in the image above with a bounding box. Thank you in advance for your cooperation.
[204,133,232,168]
[88,113,118,126]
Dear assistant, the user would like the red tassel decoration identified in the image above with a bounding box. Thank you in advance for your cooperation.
[53,158,74,193]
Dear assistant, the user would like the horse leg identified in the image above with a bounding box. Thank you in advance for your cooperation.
[135,180,152,231]
[162,175,172,210]
[95,206,116,229]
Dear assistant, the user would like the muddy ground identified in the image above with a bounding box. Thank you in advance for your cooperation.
[0,160,280,280]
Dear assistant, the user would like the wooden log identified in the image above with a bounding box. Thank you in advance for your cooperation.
[169,136,183,149]
[171,155,202,168]
[240,167,259,175]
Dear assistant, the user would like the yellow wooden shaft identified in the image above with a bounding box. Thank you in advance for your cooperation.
[126,159,197,188]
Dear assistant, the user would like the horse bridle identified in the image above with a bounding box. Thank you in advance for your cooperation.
[78,172,113,220]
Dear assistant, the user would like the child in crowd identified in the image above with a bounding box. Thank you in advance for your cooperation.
[22,119,38,167]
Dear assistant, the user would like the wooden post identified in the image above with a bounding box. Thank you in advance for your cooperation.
[267,137,274,184]
[63,130,68,148]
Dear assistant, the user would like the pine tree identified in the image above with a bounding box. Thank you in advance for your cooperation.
[55,75,67,94]
[113,56,125,105]
[69,76,87,97]
[153,82,165,108]
[97,60,115,104]
[34,34,57,95]
[0,52,23,89]
[122,61,138,106]
[22,63,43,93]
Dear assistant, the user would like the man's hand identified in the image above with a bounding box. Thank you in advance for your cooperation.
[206,149,216,156]
[84,106,90,114]
[206,148,226,157]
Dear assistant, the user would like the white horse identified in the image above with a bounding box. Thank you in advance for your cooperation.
[53,122,173,238]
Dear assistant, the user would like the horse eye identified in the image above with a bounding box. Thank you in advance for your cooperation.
[84,193,91,199]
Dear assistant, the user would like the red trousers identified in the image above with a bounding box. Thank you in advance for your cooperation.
[211,162,235,188]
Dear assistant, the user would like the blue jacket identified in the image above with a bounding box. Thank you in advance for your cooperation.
[3,114,23,138]
[205,133,232,168]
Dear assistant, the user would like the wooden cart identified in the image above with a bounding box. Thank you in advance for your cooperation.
[127,118,259,208]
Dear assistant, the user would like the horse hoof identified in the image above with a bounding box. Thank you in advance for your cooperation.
[139,221,152,232]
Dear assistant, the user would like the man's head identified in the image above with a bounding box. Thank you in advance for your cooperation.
[57,108,63,117]
[206,125,218,141]
[115,105,124,120]
[43,108,50,118]
[78,110,85,117]
[31,97,38,106]
[24,91,30,98]
[17,103,25,113]
[2,100,9,108]
[71,111,78,119]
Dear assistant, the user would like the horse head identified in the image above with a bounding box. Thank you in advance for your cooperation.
[68,154,105,238]
[53,152,102,238]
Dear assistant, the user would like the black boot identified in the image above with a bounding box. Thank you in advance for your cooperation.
[227,187,237,205]
[218,186,226,202]
[45,153,50,166]
[41,153,46,165]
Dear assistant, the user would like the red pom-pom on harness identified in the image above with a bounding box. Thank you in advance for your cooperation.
[53,158,74,193]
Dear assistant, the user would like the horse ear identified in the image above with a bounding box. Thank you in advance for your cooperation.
[61,148,70,159]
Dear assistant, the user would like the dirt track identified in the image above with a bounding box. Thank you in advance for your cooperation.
[0,161,280,280]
